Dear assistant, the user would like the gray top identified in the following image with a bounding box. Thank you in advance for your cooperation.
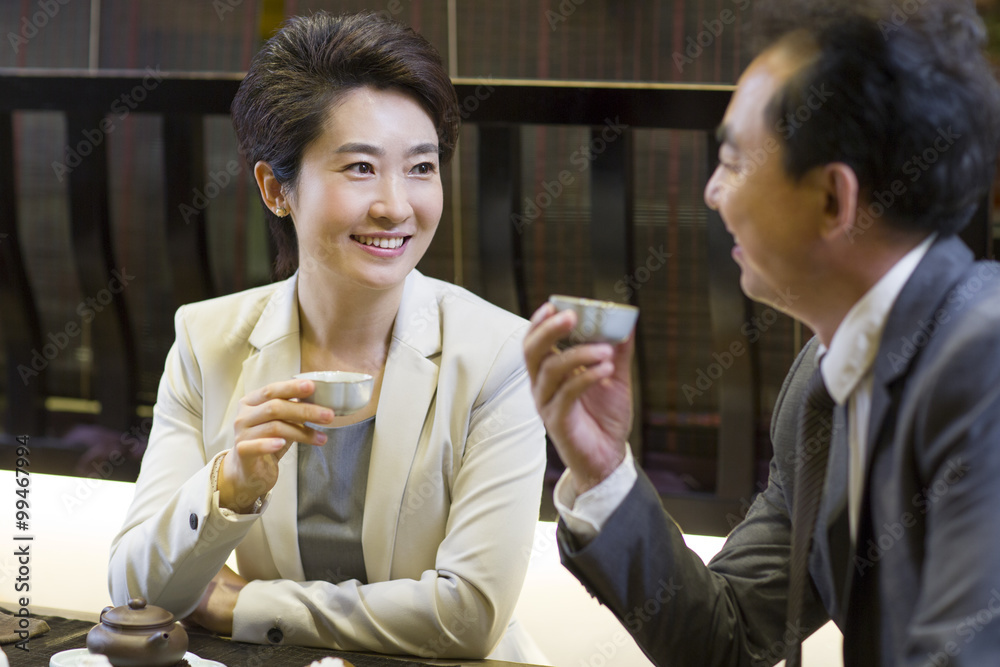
[296,417,374,585]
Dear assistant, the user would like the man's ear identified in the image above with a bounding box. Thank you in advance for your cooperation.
[821,162,860,241]
[253,161,287,214]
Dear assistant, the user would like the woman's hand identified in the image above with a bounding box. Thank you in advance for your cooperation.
[523,303,635,495]
[184,565,247,636]
[219,379,333,513]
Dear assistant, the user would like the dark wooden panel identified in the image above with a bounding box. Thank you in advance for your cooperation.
[65,112,138,430]
[0,68,241,115]
[0,70,733,131]
[704,133,758,502]
[0,112,46,433]
[163,115,214,307]
[589,127,633,301]
[454,80,734,131]
[477,125,524,315]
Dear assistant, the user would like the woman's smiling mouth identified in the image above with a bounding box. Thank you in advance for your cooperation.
[351,235,408,250]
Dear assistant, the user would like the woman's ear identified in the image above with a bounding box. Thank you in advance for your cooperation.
[821,162,860,242]
[253,161,287,214]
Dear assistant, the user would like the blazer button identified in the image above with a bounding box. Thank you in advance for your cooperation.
[267,627,283,644]
[189,513,198,530]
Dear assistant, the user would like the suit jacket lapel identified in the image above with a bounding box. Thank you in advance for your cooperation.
[822,403,852,619]
[362,272,441,583]
[240,275,306,581]
[863,235,973,477]
[842,236,974,614]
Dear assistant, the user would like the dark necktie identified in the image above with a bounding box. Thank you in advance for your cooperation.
[786,367,836,667]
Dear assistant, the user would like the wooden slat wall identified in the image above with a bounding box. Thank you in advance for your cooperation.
[0,71,992,535]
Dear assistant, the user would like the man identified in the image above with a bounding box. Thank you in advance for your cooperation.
[523,1,1000,665]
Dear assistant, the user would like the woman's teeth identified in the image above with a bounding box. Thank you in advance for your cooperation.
[354,236,405,249]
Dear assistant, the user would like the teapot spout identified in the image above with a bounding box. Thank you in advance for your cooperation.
[146,632,170,648]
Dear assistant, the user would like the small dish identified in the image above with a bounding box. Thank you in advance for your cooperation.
[50,649,224,667]
[295,371,374,416]
[548,294,639,345]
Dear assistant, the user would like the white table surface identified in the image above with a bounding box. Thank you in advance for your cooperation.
[0,471,842,666]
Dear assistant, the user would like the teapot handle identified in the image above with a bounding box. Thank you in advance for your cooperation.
[99,606,114,622]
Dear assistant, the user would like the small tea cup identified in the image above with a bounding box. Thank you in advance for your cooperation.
[548,295,639,346]
[295,371,374,416]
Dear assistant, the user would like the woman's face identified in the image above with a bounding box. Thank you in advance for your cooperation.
[287,86,442,293]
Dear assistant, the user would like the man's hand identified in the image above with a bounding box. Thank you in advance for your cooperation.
[523,302,635,494]
[185,565,247,636]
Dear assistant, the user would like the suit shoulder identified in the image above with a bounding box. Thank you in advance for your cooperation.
[424,275,529,339]
[174,281,285,348]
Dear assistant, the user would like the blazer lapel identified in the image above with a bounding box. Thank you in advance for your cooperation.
[842,236,974,614]
[240,276,306,581]
[362,272,442,583]
[822,403,852,620]
[863,236,973,477]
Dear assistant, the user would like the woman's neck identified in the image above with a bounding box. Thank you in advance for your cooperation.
[296,271,403,369]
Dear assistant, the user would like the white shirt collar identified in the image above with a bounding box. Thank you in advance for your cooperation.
[819,233,937,404]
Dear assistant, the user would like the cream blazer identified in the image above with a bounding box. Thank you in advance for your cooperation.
[108,270,547,662]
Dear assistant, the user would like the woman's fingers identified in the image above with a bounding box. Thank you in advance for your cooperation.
[242,378,316,406]
[235,379,334,445]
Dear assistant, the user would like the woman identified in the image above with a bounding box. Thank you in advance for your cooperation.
[108,11,547,662]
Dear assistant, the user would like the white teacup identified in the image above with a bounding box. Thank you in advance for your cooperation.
[295,371,374,416]
[548,295,639,346]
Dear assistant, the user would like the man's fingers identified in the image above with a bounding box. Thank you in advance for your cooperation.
[532,344,614,410]
[546,359,615,416]
[524,308,576,376]
[529,301,556,326]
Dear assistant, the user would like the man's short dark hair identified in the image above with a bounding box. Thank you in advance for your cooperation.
[754,0,1000,236]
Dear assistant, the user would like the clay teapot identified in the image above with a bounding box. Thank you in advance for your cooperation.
[87,597,188,667]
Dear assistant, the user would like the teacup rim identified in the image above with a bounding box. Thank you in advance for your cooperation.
[294,371,374,384]
[548,294,639,313]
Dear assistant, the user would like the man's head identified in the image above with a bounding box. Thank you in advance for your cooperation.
[705,0,1000,322]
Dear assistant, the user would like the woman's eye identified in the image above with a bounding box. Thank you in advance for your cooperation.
[411,162,436,175]
[348,162,374,174]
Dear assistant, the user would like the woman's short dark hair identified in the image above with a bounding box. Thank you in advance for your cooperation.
[754,0,1000,236]
[231,11,460,279]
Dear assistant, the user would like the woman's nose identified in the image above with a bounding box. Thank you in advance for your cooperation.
[369,175,412,223]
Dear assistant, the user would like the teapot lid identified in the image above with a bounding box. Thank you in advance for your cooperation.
[100,597,175,629]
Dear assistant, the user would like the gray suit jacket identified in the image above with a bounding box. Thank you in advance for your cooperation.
[560,235,1000,666]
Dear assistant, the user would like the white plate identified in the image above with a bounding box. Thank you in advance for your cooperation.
[50,648,225,667]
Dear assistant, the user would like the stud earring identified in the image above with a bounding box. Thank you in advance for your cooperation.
[275,206,288,217]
